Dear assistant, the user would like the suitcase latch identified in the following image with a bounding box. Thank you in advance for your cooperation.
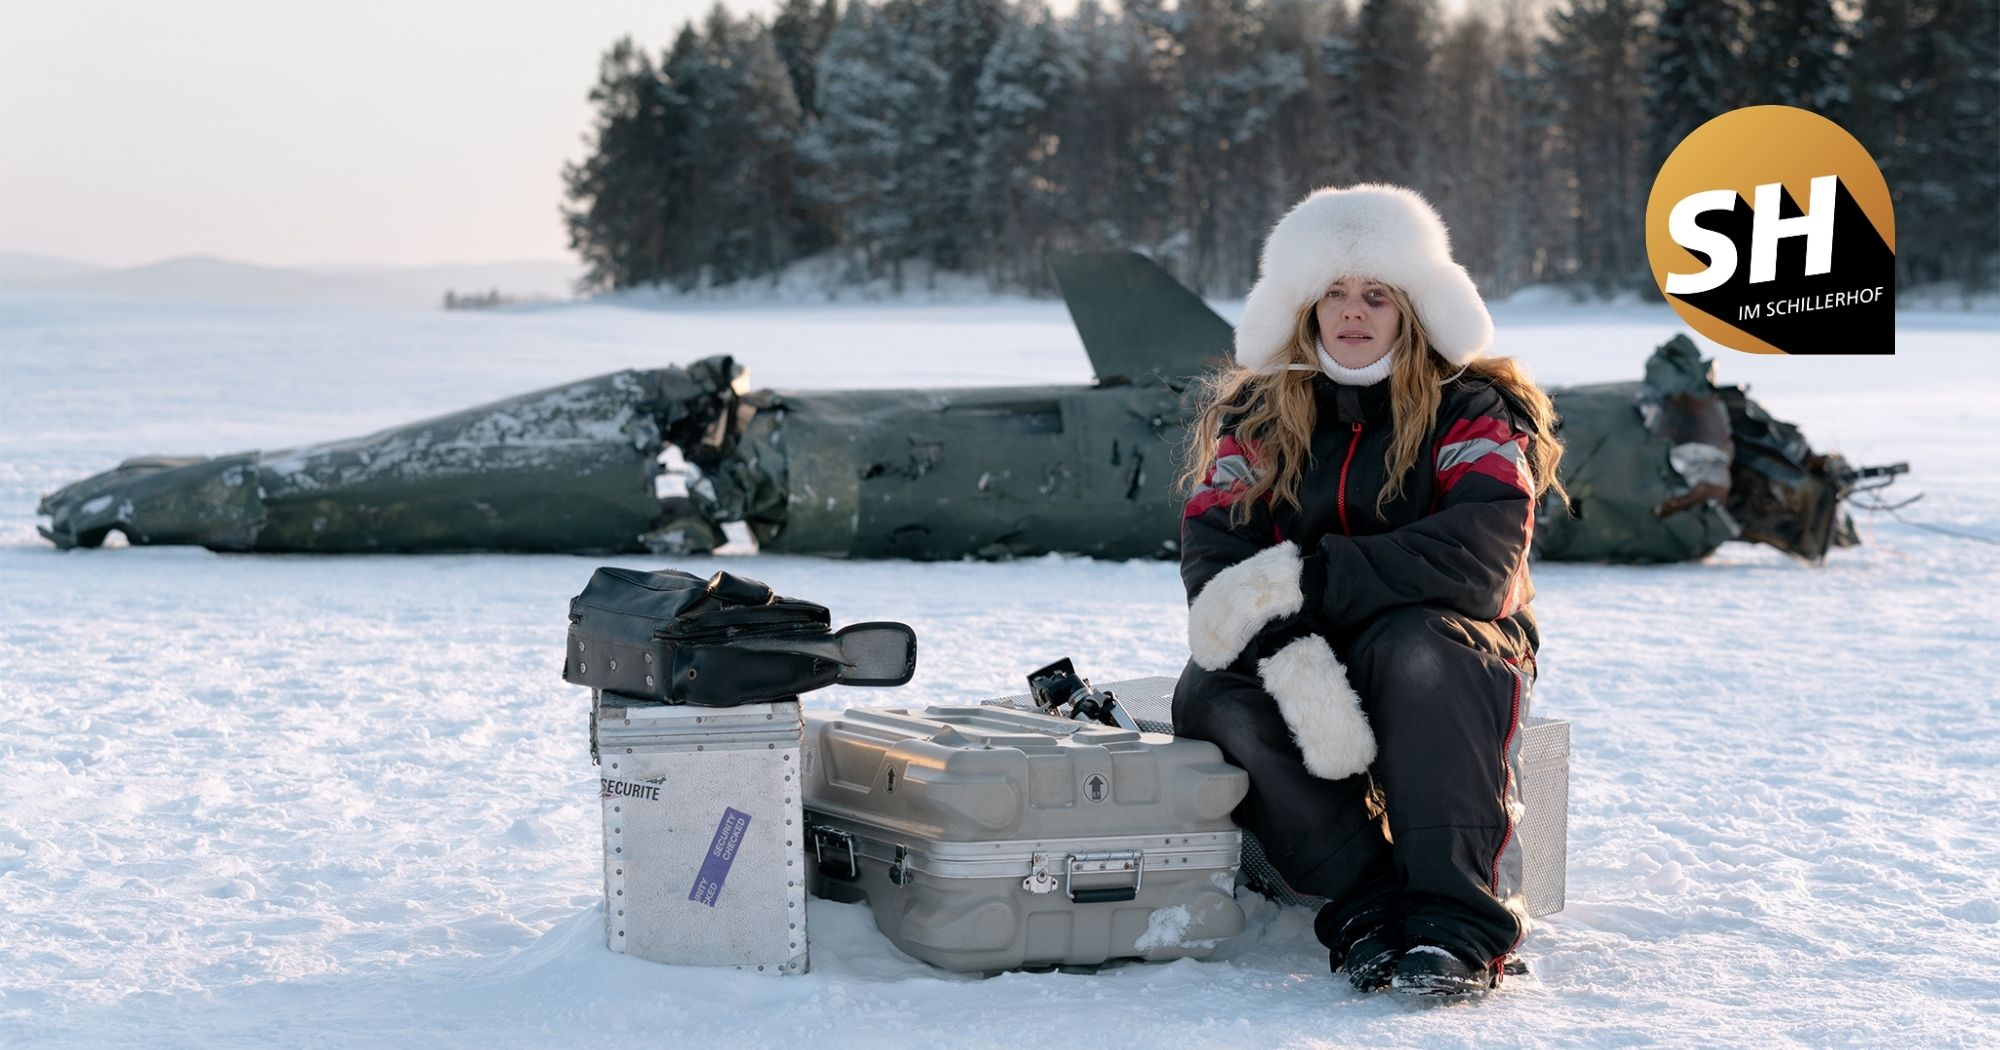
[811,825,858,882]
[1023,853,1060,895]
[1065,850,1143,903]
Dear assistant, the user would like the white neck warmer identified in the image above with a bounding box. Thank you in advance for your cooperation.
[1315,337,1394,386]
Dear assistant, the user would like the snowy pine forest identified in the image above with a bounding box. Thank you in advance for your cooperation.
[562,0,2000,299]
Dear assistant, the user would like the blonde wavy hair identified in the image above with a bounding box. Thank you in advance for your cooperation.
[1179,287,1568,525]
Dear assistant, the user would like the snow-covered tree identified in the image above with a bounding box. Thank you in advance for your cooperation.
[1490,5,1565,292]
[915,0,1009,273]
[1742,0,1849,117]
[800,0,948,286]
[1257,0,1344,201]
[971,0,1077,287]
[1645,0,1741,172]
[563,37,677,291]
[772,0,839,118]
[1048,0,1171,258]
[712,17,807,282]
[1310,1,1366,190]
[1425,10,1508,286]
[1538,0,1651,291]
[1348,0,1436,187]
[1848,0,2000,288]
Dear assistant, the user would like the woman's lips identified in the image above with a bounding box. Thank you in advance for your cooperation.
[1336,332,1373,343]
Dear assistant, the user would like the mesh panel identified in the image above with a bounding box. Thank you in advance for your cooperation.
[982,675,1567,917]
[1517,719,1570,918]
[832,623,916,685]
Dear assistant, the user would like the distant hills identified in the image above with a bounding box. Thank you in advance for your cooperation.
[0,253,583,309]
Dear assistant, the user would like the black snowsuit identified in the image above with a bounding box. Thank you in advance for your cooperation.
[1173,373,1539,966]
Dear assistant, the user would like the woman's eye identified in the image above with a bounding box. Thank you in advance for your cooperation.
[1363,291,1388,307]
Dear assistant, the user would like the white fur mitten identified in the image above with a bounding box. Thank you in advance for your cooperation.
[1188,541,1305,670]
[1258,634,1377,779]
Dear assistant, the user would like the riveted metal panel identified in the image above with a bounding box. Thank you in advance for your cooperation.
[597,698,808,974]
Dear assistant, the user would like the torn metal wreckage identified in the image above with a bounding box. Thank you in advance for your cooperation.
[36,253,1902,564]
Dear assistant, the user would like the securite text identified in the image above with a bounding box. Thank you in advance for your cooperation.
[601,778,662,801]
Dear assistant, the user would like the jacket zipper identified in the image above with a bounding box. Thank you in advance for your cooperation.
[1337,422,1363,535]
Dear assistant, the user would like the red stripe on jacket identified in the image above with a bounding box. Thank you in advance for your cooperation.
[1182,434,1263,519]
[1436,426,1533,497]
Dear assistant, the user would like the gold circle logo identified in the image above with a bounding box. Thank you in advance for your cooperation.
[1646,106,1895,355]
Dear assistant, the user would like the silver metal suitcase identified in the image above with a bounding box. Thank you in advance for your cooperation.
[803,705,1250,972]
[985,677,1569,917]
[595,695,809,974]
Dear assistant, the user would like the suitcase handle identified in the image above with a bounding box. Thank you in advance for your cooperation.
[811,825,859,882]
[1066,850,1143,903]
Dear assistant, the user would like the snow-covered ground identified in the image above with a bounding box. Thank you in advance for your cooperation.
[1,291,1996,1048]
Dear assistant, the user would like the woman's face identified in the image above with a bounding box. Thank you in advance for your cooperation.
[1313,276,1402,369]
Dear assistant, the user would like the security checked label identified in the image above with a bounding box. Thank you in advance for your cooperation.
[1646,105,1895,355]
[688,807,752,907]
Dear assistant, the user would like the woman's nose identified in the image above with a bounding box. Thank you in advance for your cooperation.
[1342,302,1367,321]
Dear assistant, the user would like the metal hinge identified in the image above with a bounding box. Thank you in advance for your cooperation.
[589,689,601,766]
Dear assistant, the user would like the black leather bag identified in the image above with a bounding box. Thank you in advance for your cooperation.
[563,567,915,706]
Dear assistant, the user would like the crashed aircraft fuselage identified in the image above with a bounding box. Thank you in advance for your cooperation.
[36,371,1193,560]
[36,253,1895,564]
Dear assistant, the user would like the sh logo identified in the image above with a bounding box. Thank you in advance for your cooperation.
[1666,176,1838,294]
[1646,107,1895,356]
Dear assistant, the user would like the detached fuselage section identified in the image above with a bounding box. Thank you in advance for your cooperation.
[40,369,676,553]
[736,384,1189,559]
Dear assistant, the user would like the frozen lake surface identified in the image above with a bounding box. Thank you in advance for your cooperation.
[2,292,1996,1047]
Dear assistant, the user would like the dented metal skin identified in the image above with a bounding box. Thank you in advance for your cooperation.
[1532,334,1875,563]
[38,367,732,554]
[740,385,1189,559]
[35,254,1888,563]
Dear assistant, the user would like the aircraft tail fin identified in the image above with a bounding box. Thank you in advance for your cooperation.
[1049,251,1234,385]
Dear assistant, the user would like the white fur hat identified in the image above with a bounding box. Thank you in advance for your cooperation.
[1234,183,1493,370]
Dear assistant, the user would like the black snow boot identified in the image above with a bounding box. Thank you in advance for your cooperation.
[1339,925,1404,993]
[1317,905,1404,994]
[1389,943,1501,997]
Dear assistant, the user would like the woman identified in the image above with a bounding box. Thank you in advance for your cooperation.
[1173,184,1565,997]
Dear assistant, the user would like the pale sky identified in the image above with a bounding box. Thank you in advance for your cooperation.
[0,1,775,268]
[1,0,1485,271]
